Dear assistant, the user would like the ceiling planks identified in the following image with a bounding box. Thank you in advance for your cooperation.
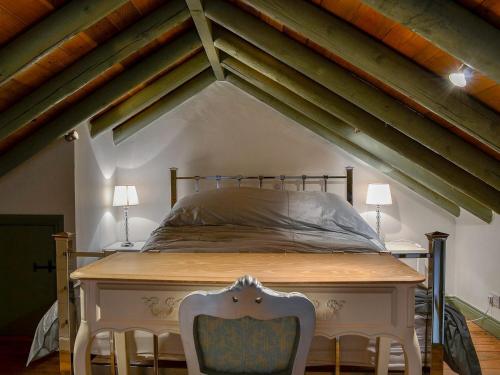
[313,0,500,115]
[0,0,129,85]
[360,0,500,82]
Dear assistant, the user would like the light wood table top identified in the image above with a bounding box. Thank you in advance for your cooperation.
[71,252,425,285]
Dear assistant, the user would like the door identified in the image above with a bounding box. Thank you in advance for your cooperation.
[0,215,63,335]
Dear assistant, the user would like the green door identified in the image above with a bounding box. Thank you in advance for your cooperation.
[0,215,63,335]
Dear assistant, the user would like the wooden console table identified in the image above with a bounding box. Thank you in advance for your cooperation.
[71,252,425,375]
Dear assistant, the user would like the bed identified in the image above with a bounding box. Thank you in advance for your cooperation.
[35,166,449,374]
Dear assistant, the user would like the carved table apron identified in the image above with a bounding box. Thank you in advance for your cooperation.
[71,252,424,375]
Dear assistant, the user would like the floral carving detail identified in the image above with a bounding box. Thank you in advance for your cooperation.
[312,298,346,320]
[142,296,181,318]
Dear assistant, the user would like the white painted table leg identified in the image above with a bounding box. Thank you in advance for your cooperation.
[403,330,422,375]
[376,336,391,375]
[114,331,130,375]
[74,320,91,375]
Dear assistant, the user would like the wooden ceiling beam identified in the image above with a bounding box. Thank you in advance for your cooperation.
[228,73,461,218]
[185,0,224,80]
[91,52,210,138]
[214,29,500,190]
[0,0,129,85]
[0,32,202,178]
[223,62,493,222]
[113,69,215,145]
[0,0,191,142]
[222,55,500,213]
[361,0,500,82]
[231,0,500,151]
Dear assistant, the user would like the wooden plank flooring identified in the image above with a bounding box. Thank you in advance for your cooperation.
[443,322,500,375]
[3,323,498,374]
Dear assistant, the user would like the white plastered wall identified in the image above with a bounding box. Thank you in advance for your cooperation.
[0,138,75,231]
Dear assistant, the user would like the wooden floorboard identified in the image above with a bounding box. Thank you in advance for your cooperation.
[4,322,499,374]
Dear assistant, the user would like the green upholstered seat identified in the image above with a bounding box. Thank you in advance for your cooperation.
[195,315,300,375]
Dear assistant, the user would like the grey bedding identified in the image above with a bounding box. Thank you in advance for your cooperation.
[143,187,384,253]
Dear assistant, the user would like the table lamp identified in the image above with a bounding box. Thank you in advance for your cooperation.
[113,185,139,247]
[366,183,392,239]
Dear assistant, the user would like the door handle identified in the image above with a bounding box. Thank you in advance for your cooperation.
[33,260,55,273]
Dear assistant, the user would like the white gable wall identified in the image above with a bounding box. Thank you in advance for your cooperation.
[73,81,498,318]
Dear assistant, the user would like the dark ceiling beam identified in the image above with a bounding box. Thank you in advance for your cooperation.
[0,0,191,142]
[0,0,129,85]
[222,55,500,213]
[361,0,500,82]
[113,69,215,145]
[230,0,500,151]
[91,52,210,137]
[223,62,493,222]
[214,29,500,190]
[228,73,461,218]
[0,32,201,178]
[185,0,224,80]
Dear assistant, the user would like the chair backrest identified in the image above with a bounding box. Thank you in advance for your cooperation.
[179,275,316,375]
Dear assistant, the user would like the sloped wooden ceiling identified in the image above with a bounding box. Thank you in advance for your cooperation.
[0,0,498,223]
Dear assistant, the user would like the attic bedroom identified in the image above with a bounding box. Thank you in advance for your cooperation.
[0,0,498,374]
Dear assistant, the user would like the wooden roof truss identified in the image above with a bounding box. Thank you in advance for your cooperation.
[0,0,498,222]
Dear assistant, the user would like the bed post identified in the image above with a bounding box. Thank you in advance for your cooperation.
[170,167,178,208]
[346,166,353,205]
[54,232,77,375]
[426,231,449,375]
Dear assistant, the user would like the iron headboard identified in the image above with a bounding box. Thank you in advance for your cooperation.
[169,167,353,208]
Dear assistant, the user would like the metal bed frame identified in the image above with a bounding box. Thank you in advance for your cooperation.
[169,166,354,206]
[54,166,447,374]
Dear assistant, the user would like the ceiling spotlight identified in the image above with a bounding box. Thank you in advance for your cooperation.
[449,65,468,87]
[64,130,79,142]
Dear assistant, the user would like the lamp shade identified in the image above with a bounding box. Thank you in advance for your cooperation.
[112,185,139,207]
[366,183,392,205]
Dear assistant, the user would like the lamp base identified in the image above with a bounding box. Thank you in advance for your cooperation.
[121,241,134,247]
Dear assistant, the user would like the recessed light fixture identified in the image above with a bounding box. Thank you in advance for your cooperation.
[449,64,468,87]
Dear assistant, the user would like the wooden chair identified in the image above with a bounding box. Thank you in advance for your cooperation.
[179,275,316,375]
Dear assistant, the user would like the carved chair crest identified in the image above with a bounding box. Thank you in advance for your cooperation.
[179,275,316,375]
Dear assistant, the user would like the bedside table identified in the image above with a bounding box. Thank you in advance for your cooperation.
[385,241,428,279]
[103,241,145,253]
